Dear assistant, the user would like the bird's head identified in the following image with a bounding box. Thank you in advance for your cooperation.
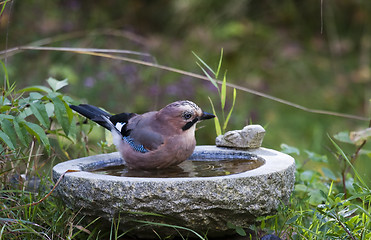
[158,100,215,131]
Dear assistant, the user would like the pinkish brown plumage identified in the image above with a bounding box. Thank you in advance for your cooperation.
[70,101,214,169]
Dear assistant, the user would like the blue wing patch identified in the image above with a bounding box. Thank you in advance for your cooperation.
[123,136,149,153]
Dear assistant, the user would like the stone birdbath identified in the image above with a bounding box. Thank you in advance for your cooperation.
[53,125,295,238]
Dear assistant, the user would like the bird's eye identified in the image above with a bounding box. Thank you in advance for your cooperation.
[183,112,193,120]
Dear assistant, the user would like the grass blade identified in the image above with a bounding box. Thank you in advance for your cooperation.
[223,88,237,132]
[71,217,101,239]
[135,220,206,240]
[208,97,221,136]
[196,62,219,91]
[221,72,227,109]
[215,48,223,79]
[192,51,215,76]
[0,60,10,90]
[328,136,369,190]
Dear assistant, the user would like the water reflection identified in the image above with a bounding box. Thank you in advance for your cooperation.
[91,158,265,178]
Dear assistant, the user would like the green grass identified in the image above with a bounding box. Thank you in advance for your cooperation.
[1,137,370,239]
[1,1,371,236]
[1,78,370,239]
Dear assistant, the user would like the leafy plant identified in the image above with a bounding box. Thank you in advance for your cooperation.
[333,124,371,197]
[0,76,77,154]
[0,75,112,239]
[193,49,237,136]
[258,138,371,239]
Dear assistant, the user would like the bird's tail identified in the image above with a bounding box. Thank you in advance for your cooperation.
[69,104,113,130]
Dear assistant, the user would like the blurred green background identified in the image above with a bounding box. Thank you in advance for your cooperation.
[1,0,370,183]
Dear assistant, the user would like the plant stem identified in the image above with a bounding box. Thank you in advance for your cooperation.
[331,212,356,240]
[342,120,371,198]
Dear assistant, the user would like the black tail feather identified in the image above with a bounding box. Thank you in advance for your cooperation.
[70,104,113,130]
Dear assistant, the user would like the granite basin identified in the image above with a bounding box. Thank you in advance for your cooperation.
[53,145,295,238]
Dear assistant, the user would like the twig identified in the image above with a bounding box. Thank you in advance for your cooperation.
[0,169,79,212]
[0,46,151,58]
[320,0,324,34]
[22,139,35,191]
[350,119,371,166]
[342,119,371,198]
[78,50,369,121]
[0,46,369,122]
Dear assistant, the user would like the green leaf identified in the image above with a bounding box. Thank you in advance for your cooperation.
[23,121,50,152]
[227,221,235,229]
[319,189,328,200]
[65,100,74,123]
[1,119,17,148]
[13,118,29,147]
[351,182,363,193]
[29,92,44,100]
[223,87,236,132]
[50,93,70,135]
[280,143,300,155]
[45,102,55,117]
[192,51,216,75]
[300,170,316,182]
[18,106,33,119]
[294,184,308,192]
[19,85,52,94]
[286,215,299,225]
[0,60,10,90]
[67,117,77,143]
[333,131,353,144]
[208,97,222,136]
[215,48,223,79]
[235,226,246,236]
[221,72,227,109]
[0,95,11,106]
[308,183,328,205]
[0,105,11,112]
[197,62,219,91]
[0,130,15,149]
[305,150,328,163]
[30,101,50,128]
[322,167,337,180]
[47,77,68,92]
[0,114,14,121]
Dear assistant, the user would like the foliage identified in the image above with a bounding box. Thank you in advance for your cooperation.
[0,76,81,238]
[0,76,76,154]
[0,76,211,239]
[2,1,371,236]
[0,71,370,239]
[194,49,237,136]
[255,133,371,240]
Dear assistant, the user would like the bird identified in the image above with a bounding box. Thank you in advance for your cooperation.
[69,100,215,170]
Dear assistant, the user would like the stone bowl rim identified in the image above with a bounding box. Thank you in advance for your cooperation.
[53,145,295,182]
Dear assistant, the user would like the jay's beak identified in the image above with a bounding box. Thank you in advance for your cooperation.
[200,111,215,120]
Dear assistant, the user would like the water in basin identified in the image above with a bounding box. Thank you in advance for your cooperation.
[90,158,265,178]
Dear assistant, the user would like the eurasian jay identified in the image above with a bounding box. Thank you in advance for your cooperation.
[70,101,215,170]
